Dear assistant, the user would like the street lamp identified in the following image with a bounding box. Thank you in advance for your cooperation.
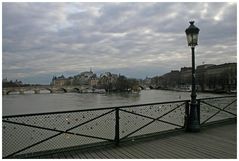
[185,21,200,132]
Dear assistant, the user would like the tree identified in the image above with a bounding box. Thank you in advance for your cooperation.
[115,75,128,91]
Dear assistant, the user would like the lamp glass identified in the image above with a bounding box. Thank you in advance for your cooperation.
[186,33,198,46]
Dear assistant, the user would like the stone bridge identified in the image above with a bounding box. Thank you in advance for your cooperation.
[2,85,98,95]
[138,84,158,90]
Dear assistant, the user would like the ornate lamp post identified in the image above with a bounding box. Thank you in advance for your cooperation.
[185,21,200,132]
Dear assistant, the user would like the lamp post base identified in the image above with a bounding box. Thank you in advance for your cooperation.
[187,121,200,132]
[187,103,200,132]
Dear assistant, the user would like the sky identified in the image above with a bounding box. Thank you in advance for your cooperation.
[2,2,237,84]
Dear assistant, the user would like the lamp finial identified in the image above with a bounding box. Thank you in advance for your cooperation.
[189,21,195,25]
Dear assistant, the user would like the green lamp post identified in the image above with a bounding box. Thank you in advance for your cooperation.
[185,21,200,132]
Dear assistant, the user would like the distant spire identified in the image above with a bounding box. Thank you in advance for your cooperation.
[90,67,92,72]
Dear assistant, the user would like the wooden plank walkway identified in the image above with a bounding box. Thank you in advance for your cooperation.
[38,123,236,159]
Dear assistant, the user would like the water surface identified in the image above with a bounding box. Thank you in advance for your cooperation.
[3,90,225,116]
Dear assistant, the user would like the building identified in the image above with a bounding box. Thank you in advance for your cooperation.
[98,72,118,91]
[158,70,180,89]
[90,78,99,88]
[203,63,236,92]
[2,78,23,87]
[73,71,96,86]
[196,64,215,91]
[51,75,70,86]
[150,62,236,93]
[179,67,192,88]
[51,70,99,87]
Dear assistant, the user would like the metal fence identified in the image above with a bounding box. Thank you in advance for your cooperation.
[199,96,237,124]
[2,96,236,158]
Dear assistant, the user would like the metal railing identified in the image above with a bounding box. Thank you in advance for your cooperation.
[199,96,237,125]
[2,96,236,158]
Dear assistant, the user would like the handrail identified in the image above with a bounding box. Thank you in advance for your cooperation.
[197,95,236,100]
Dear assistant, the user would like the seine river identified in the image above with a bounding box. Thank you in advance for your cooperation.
[3,90,225,116]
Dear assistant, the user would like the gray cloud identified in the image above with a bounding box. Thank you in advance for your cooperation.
[2,2,237,84]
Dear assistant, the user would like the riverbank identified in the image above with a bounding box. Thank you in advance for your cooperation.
[153,87,236,95]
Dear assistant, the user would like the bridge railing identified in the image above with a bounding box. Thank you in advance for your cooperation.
[2,96,236,158]
[199,96,237,125]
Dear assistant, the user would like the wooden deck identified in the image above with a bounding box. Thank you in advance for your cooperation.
[36,122,236,159]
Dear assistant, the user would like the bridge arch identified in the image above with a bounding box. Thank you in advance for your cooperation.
[149,85,154,89]
[6,90,21,95]
[42,88,53,93]
[34,89,40,94]
[138,85,145,90]
[72,88,80,93]
[56,88,67,93]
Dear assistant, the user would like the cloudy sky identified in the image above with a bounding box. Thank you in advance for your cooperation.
[2,2,237,84]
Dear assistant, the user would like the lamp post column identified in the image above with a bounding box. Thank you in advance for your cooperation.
[191,46,196,105]
[188,46,200,132]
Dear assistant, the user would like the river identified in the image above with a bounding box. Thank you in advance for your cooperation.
[3,89,226,116]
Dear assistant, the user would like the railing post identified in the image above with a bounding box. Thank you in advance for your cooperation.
[184,100,190,131]
[114,107,120,146]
